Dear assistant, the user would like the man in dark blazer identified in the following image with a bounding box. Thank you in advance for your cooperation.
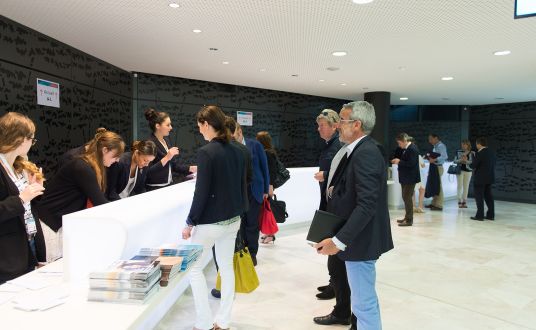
[471,137,496,221]
[317,101,394,330]
[233,122,269,265]
[391,132,420,227]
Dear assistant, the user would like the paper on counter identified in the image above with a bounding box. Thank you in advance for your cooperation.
[7,277,50,290]
[0,292,15,305]
[11,285,70,312]
[0,283,25,293]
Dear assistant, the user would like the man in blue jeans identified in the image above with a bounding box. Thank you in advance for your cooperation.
[316,101,393,330]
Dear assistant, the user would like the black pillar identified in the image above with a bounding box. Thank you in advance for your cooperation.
[364,91,390,146]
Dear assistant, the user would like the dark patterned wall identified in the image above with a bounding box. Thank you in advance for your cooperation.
[388,121,465,159]
[470,102,536,203]
[0,15,132,176]
[135,73,349,167]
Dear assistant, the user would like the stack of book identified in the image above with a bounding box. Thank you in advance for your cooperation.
[139,244,203,272]
[88,255,161,304]
[156,256,183,287]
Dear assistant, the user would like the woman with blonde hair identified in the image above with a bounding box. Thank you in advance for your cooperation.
[454,139,475,208]
[0,112,46,283]
[37,129,125,233]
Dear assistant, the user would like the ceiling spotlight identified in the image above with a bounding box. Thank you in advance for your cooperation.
[441,77,454,81]
[222,61,229,65]
[192,29,202,33]
[169,2,180,8]
[332,51,347,57]
[260,68,266,72]
[340,83,347,86]
[209,48,218,51]
[400,97,408,101]
[352,0,374,4]
[493,50,511,56]
[398,66,407,71]
[326,67,340,71]
[319,79,325,82]
[291,74,299,77]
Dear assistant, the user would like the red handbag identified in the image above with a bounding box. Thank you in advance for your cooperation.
[259,197,279,235]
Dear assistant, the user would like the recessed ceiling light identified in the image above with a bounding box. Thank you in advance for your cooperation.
[326,67,340,71]
[169,2,180,8]
[400,97,408,101]
[192,29,202,33]
[332,51,347,57]
[340,83,347,86]
[398,66,407,71]
[209,48,218,51]
[319,79,325,82]
[352,0,374,4]
[291,74,299,77]
[222,61,229,65]
[493,50,511,56]
[441,77,454,81]
[260,68,266,72]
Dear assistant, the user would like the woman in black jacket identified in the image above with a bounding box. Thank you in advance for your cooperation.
[0,112,46,283]
[182,105,246,330]
[256,131,279,244]
[106,140,156,201]
[36,130,125,233]
[143,108,196,191]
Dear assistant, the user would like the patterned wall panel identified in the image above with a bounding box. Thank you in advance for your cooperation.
[470,102,536,203]
[389,121,465,160]
[0,15,132,176]
[135,72,348,167]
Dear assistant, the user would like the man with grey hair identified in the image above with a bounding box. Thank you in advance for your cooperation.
[317,101,394,330]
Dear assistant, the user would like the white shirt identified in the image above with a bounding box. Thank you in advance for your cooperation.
[119,167,139,199]
[332,135,368,251]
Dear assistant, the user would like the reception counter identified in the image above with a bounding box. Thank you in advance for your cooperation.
[388,161,458,208]
[0,167,321,330]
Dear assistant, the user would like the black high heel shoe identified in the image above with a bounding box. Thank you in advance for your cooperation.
[262,235,276,244]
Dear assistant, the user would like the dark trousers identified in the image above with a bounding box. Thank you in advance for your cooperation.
[240,194,261,257]
[401,184,416,221]
[474,184,494,218]
[328,255,351,319]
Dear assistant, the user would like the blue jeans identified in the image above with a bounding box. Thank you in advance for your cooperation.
[345,260,382,330]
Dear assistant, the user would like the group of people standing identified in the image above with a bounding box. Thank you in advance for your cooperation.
[313,102,394,330]
[391,133,497,226]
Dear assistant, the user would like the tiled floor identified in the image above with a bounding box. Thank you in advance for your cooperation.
[156,200,536,330]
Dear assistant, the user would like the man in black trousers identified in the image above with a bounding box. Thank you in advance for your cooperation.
[391,132,420,227]
[471,137,496,221]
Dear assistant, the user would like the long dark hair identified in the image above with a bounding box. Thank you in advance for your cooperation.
[144,108,169,133]
[196,105,231,143]
[256,131,275,153]
[131,140,157,156]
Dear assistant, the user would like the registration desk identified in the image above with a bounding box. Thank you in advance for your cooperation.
[0,167,320,330]
[388,161,458,208]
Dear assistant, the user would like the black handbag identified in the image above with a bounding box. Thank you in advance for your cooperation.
[269,195,288,223]
[273,158,290,188]
[447,164,461,175]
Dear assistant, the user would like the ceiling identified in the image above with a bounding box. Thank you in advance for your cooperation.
[1,0,535,105]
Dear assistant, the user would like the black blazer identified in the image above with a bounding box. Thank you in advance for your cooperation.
[472,147,496,185]
[397,143,421,185]
[327,136,394,261]
[265,149,278,186]
[145,135,191,186]
[186,140,246,226]
[0,166,45,282]
[106,152,148,201]
[36,158,108,232]
[319,133,343,211]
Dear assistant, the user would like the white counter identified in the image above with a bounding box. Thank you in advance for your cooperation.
[388,162,458,208]
[1,167,321,330]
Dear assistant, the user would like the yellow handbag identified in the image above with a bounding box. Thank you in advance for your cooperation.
[216,247,259,293]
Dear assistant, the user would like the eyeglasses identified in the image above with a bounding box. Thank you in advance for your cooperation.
[28,137,37,146]
[339,119,356,124]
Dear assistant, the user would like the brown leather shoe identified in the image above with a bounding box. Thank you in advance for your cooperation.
[398,220,413,226]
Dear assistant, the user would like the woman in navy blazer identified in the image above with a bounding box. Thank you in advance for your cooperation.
[182,105,246,330]
[106,140,156,201]
[143,108,196,191]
